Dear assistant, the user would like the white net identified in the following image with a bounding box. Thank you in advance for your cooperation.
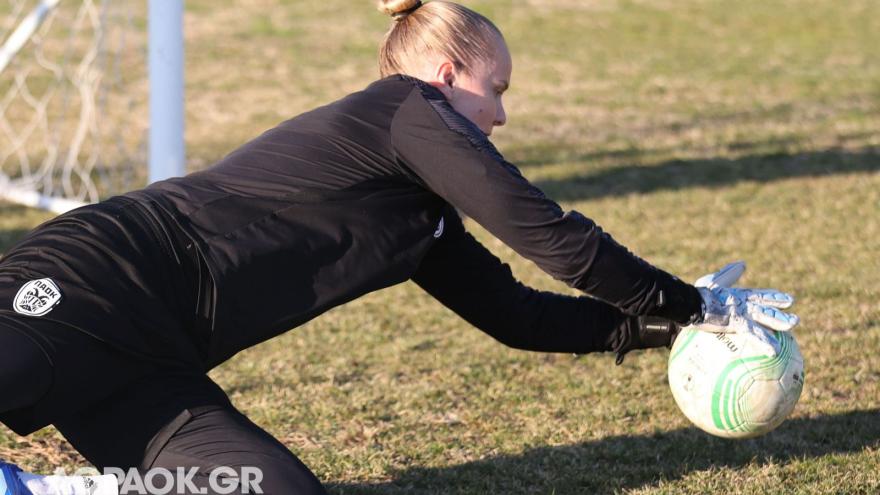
[0,0,147,212]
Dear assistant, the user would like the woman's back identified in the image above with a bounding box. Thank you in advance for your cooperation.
[129,75,451,365]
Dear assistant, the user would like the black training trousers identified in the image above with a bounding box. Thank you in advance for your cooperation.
[0,320,327,495]
[56,372,328,495]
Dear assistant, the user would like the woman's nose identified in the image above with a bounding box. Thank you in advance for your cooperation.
[494,103,507,127]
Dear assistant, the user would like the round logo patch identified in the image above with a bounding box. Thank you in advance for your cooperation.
[13,278,63,317]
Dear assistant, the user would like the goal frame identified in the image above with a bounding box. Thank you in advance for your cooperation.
[0,0,185,214]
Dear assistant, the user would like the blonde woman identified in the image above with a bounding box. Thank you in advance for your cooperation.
[0,1,797,493]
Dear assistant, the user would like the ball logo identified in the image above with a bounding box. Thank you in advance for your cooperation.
[13,278,63,317]
[715,332,740,353]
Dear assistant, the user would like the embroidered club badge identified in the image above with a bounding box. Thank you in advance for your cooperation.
[13,278,63,317]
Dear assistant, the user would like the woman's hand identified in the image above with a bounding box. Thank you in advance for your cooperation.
[690,261,799,357]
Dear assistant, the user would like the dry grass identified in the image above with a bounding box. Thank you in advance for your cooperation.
[1,0,879,493]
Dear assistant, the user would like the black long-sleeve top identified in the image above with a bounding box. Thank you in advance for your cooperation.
[126,75,702,366]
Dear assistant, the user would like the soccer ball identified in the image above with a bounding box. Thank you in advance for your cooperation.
[667,327,805,439]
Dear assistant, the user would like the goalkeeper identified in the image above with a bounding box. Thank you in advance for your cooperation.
[0,1,798,494]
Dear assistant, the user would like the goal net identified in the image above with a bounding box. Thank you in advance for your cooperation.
[0,0,148,213]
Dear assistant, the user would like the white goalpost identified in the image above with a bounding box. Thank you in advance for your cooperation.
[147,0,183,185]
[0,0,184,214]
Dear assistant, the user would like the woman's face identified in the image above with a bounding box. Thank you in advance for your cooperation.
[431,37,512,136]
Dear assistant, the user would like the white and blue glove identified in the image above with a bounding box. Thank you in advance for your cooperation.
[689,261,799,357]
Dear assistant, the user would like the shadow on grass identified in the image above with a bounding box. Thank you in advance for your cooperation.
[328,408,880,495]
[530,148,880,203]
[2,148,877,252]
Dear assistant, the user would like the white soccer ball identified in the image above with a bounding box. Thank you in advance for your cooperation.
[667,327,805,439]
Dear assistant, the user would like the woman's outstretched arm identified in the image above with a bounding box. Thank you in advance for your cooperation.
[392,80,703,325]
[411,210,677,356]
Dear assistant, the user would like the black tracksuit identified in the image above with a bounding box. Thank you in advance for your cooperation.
[128,74,699,365]
[0,75,701,492]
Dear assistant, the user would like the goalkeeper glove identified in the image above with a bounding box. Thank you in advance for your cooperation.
[613,315,680,365]
[691,261,799,356]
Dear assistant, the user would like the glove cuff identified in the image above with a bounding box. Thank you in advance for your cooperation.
[613,316,681,365]
[647,278,704,326]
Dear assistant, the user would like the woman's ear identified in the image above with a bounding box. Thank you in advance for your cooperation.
[429,60,456,99]
[442,65,455,87]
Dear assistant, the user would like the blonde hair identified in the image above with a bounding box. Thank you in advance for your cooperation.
[377,0,504,78]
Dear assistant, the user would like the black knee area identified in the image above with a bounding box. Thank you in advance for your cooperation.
[148,406,328,495]
[0,324,53,413]
[56,371,327,494]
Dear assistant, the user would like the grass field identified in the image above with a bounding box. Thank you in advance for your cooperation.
[1,0,879,493]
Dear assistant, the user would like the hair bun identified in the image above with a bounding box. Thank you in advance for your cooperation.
[377,0,423,20]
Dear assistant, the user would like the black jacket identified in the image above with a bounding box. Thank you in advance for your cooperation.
[126,75,701,366]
